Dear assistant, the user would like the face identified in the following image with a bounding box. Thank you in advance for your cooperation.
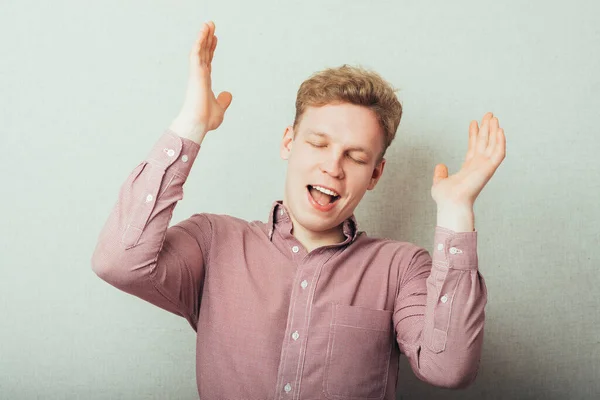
[280,102,386,238]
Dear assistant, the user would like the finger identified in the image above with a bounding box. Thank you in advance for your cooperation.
[433,164,448,185]
[485,117,499,157]
[476,116,490,154]
[192,25,205,61]
[209,35,218,64]
[465,120,478,162]
[198,23,209,65]
[203,22,213,65]
[481,111,493,125]
[217,91,233,111]
[206,21,215,62]
[491,128,506,165]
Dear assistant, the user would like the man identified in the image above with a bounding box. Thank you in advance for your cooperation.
[92,20,506,399]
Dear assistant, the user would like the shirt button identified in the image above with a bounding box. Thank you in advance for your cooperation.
[166,149,175,157]
[292,246,299,253]
[449,247,462,254]
[440,295,448,303]
[284,383,292,393]
[280,209,284,215]
[300,280,308,289]
[145,194,153,202]
[437,243,444,251]
[181,155,188,162]
[292,331,299,341]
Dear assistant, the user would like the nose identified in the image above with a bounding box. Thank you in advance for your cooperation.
[319,155,345,180]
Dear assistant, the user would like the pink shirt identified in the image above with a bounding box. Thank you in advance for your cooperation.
[91,130,487,399]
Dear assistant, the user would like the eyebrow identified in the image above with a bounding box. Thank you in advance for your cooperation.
[306,131,372,156]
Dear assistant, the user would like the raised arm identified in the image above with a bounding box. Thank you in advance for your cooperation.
[394,112,505,387]
[91,21,232,330]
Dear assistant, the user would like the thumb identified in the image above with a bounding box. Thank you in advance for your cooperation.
[216,91,233,111]
[433,164,448,185]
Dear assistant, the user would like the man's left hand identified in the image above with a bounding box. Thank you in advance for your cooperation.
[431,112,506,208]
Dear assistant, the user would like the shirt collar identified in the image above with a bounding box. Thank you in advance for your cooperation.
[267,200,359,244]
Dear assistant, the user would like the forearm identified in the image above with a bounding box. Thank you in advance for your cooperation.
[91,130,200,280]
[436,204,475,232]
[418,256,486,388]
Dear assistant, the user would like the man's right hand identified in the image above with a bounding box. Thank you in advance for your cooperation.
[170,21,233,145]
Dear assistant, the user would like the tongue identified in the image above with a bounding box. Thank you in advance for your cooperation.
[309,187,332,206]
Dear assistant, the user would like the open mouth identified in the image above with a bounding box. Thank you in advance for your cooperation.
[307,185,341,206]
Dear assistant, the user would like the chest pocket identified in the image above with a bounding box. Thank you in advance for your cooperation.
[323,303,393,400]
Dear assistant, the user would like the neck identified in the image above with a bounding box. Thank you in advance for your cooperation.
[289,215,346,252]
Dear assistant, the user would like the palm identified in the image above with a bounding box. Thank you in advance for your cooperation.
[185,70,230,131]
[431,112,506,206]
[178,21,232,132]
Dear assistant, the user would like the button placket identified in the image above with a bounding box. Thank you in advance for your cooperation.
[276,257,324,399]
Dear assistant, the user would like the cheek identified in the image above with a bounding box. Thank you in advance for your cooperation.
[350,168,373,184]
[287,158,308,186]
[290,151,314,172]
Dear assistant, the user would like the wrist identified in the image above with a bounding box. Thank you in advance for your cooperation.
[436,204,475,232]
[169,117,208,145]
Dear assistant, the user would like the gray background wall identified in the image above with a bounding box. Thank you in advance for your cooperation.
[1,0,598,399]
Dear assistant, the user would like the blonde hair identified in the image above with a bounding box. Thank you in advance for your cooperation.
[293,64,403,163]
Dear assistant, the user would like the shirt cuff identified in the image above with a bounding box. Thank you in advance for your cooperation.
[145,129,201,178]
[432,226,478,270]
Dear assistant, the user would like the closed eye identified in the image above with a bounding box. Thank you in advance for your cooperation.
[349,155,367,164]
[308,141,367,164]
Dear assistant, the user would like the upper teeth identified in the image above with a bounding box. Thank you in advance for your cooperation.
[313,185,339,197]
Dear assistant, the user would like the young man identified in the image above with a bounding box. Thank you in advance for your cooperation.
[92,21,506,399]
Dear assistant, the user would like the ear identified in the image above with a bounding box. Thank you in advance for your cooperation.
[280,126,295,160]
[367,158,386,190]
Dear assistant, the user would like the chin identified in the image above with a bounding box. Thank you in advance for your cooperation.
[299,217,339,234]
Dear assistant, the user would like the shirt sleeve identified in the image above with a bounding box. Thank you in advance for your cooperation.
[393,226,487,389]
[91,129,210,331]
